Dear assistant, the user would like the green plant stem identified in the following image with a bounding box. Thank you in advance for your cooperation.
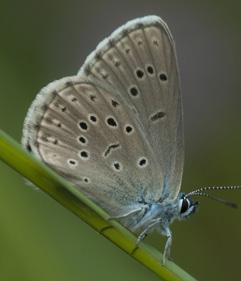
[0,129,197,281]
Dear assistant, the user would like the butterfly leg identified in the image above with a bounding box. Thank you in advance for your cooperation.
[136,218,162,244]
[108,205,149,221]
[161,227,172,264]
[131,218,161,256]
[100,205,148,234]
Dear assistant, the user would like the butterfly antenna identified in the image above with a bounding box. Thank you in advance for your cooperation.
[186,185,241,209]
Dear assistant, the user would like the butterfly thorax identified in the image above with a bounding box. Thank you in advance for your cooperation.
[122,191,198,236]
[124,198,180,234]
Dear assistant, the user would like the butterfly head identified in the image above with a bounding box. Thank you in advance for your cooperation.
[178,185,241,220]
[177,193,198,220]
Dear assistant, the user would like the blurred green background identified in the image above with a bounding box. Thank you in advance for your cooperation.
[1,1,241,280]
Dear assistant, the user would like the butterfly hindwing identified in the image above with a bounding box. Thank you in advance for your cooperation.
[22,76,163,215]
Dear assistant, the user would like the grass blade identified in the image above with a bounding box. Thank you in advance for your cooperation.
[0,129,197,281]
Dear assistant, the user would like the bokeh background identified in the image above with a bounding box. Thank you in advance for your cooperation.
[1,1,241,280]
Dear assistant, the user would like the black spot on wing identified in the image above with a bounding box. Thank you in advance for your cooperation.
[150,111,166,122]
[104,143,120,157]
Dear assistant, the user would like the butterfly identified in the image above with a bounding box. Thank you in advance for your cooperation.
[22,15,241,264]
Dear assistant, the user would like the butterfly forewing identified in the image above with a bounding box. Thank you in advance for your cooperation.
[78,16,184,199]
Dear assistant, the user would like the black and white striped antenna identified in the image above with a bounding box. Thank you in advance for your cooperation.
[186,185,241,208]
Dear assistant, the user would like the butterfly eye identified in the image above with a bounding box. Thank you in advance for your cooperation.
[179,198,190,214]
[179,197,198,218]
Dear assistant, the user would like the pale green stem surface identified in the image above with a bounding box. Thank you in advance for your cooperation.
[0,130,197,281]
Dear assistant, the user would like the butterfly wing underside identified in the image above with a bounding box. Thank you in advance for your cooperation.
[78,16,184,200]
[22,16,183,219]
